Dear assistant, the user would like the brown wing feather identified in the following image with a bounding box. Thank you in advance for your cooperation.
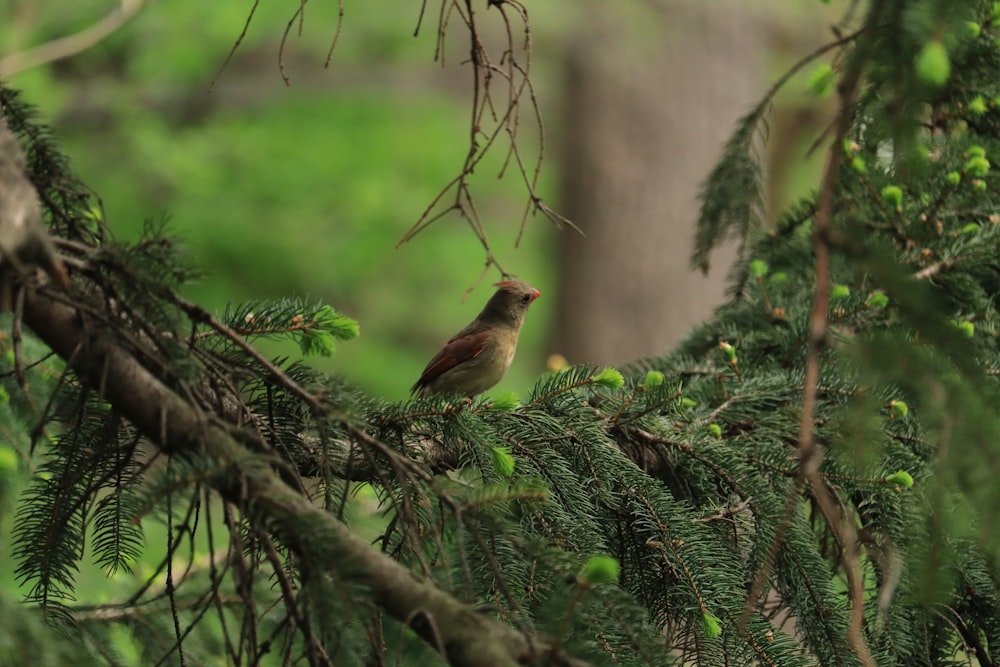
[411,329,492,394]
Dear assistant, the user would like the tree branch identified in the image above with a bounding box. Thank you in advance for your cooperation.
[18,285,587,667]
[0,0,145,79]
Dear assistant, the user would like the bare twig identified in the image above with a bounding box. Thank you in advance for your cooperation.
[278,3,306,87]
[210,0,261,91]
[914,259,953,280]
[323,0,346,68]
[766,30,878,667]
[735,17,877,666]
[692,496,754,524]
[72,595,244,623]
[0,0,144,78]
[396,0,569,274]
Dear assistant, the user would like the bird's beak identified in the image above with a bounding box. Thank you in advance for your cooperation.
[531,289,541,302]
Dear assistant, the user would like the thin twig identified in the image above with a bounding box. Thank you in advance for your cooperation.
[914,259,953,280]
[210,0,260,91]
[795,35,877,667]
[323,0,345,68]
[397,0,571,273]
[278,3,306,86]
[0,0,144,78]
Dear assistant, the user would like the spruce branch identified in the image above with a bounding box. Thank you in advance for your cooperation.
[171,295,324,414]
[693,27,863,275]
[18,285,590,667]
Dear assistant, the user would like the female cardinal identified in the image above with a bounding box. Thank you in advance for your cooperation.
[411,280,540,398]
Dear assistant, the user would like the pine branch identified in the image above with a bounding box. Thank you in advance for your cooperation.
[18,285,591,667]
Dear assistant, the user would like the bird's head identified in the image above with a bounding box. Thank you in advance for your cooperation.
[482,280,540,325]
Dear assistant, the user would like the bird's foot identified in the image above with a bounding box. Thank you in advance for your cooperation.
[442,397,474,415]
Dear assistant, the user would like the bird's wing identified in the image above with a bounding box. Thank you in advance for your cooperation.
[411,329,492,394]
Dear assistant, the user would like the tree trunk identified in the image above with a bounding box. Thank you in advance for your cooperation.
[552,1,770,365]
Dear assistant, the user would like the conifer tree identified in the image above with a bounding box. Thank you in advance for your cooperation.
[2,1,1000,666]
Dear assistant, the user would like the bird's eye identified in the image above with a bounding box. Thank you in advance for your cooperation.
[521,294,532,303]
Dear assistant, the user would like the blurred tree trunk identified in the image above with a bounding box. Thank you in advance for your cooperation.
[551,1,771,365]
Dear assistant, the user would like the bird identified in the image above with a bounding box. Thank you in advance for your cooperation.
[411,280,540,398]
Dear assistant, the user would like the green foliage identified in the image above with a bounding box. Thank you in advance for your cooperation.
[591,367,625,390]
[641,370,664,387]
[490,390,521,411]
[6,0,1000,665]
[491,445,516,478]
[701,612,722,639]
[807,62,835,97]
[221,298,359,358]
[886,470,915,488]
[693,107,765,275]
[915,40,951,87]
[679,0,1000,662]
[579,555,620,587]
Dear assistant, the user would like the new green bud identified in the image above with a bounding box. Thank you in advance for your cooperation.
[961,223,980,235]
[807,63,835,97]
[680,397,698,410]
[965,22,982,40]
[866,292,889,309]
[889,399,909,418]
[965,156,990,178]
[967,145,986,159]
[851,156,867,173]
[958,321,975,337]
[748,259,769,278]
[316,305,361,340]
[885,470,914,488]
[299,329,337,357]
[881,185,903,209]
[580,555,620,586]
[769,271,789,286]
[702,612,722,639]
[719,342,737,363]
[592,367,625,390]
[643,370,665,388]
[491,446,515,478]
[830,284,851,300]
[968,96,987,115]
[946,171,961,185]
[490,391,520,411]
[707,423,722,439]
[915,41,950,88]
